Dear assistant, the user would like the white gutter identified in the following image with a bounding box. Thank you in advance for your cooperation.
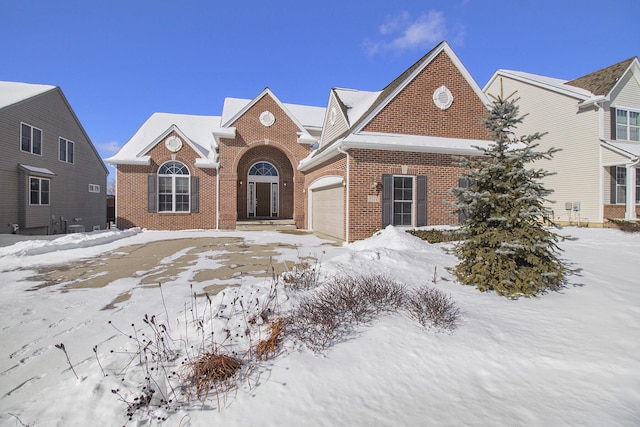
[337,144,350,243]
[105,156,151,166]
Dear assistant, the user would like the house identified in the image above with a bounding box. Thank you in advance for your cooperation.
[484,56,640,226]
[0,81,108,235]
[107,41,495,242]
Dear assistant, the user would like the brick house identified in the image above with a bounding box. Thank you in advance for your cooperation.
[106,41,494,242]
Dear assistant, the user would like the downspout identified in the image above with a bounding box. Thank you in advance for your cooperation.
[337,144,350,243]
[216,164,220,230]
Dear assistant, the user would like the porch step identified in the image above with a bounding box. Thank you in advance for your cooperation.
[236,219,297,232]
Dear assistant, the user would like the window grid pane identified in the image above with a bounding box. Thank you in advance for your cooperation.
[157,162,190,212]
[392,176,413,225]
[32,128,42,155]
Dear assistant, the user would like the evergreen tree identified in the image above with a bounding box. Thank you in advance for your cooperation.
[450,94,569,297]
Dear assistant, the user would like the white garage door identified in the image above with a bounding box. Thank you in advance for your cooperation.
[311,184,344,240]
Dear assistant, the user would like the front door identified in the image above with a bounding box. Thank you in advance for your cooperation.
[247,161,279,218]
[255,182,271,217]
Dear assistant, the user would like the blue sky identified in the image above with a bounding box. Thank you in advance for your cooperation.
[1,0,638,182]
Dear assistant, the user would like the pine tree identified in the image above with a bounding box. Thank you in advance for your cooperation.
[450,94,569,297]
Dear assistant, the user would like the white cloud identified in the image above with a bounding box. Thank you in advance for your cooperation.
[364,10,461,56]
[96,140,121,156]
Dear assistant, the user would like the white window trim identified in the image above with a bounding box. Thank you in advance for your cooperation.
[29,176,51,206]
[59,137,75,163]
[157,161,190,213]
[20,122,43,156]
[88,184,100,193]
[615,106,640,142]
[392,174,415,227]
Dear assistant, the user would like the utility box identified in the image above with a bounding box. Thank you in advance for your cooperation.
[573,202,581,212]
[67,225,85,233]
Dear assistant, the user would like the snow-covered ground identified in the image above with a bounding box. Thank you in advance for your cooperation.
[0,226,638,426]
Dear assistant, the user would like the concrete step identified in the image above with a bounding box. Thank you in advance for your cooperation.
[236,219,297,232]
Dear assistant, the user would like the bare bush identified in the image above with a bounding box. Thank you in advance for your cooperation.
[405,287,460,331]
[287,275,409,351]
[281,253,323,290]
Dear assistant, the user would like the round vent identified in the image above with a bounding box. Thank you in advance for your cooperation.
[433,85,453,110]
[259,111,275,127]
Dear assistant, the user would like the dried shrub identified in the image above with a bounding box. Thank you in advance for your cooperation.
[256,318,286,360]
[405,287,460,331]
[355,275,406,312]
[287,275,409,351]
[607,218,640,232]
[406,228,458,243]
[281,254,323,290]
[184,352,243,399]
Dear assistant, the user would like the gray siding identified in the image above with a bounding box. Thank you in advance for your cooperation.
[0,88,107,234]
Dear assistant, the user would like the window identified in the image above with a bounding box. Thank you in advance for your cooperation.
[615,108,640,142]
[393,176,414,226]
[249,162,278,176]
[30,177,50,205]
[59,138,74,163]
[612,166,640,204]
[21,123,43,155]
[157,161,190,212]
[88,184,100,193]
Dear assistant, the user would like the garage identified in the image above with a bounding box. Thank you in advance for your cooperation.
[310,177,344,240]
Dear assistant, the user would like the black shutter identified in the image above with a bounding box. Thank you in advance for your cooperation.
[611,107,617,140]
[417,175,427,227]
[382,174,392,227]
[191,176,199,213]
[610,166,617,204]
[147,175,157,212]
[458,177,470,222]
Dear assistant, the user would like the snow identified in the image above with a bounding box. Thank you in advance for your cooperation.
[105,113,221,165]
[333,88,382,125]
[0,81,56,110]
[1,226,639,426]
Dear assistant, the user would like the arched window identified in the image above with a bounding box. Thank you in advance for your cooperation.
[158,161,190,212]
[249,162,278,177]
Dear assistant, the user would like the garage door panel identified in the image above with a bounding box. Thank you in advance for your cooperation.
[311,185,344,240]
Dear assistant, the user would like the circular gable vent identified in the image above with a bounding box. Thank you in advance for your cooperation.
[433,85,453,110]
[259,111,275,127]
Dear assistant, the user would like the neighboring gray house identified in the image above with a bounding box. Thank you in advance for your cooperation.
[0,81,108,234]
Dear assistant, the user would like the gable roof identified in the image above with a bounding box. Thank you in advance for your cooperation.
[485,57,640,105]
[348,41,490,135]
[302,41,491,169]
[105,112,222,167]
[566,57,637,96]
[0,81,56,110]
[220,88,325,143]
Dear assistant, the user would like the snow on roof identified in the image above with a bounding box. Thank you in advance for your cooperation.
[221,97,325,130]
[19,164,56,175]
[487,70,594,99]
[0,81,56,110]
[106,112,221,164]
[333,88,382,125]
[342,131,498,155]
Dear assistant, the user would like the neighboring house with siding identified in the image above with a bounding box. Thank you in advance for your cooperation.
[107,41,494,242]
[484,56,640,226]
[0,81,108,234]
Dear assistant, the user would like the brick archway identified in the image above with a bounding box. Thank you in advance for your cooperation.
[236,145,294,220]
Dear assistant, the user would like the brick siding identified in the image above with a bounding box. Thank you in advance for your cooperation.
[116,131,217,230]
